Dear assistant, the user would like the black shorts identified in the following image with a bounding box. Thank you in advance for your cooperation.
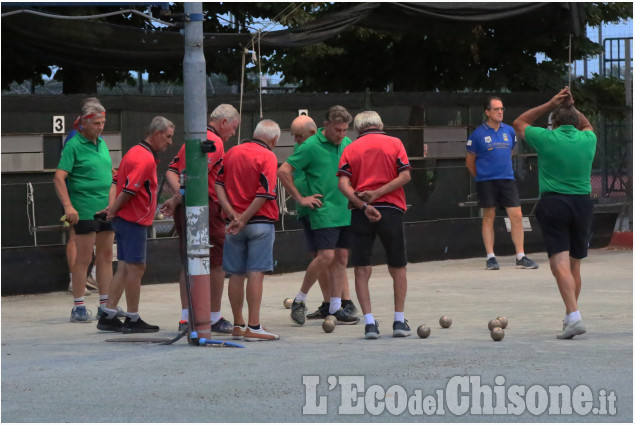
[299,216,318,253]
[74,219,113,235]
[312,226,352,251]
[350,207,407,268]
[535,193,593,259]
[477,179,520,208]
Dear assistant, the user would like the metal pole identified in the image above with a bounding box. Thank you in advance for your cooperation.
[625,38,632,107]
[183,2,211,341]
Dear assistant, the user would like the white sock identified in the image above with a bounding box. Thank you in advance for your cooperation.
[516,252,525,261]
[181,309,188,321]
[487,253,496,259]
[104,307,118,319]
[329,297,342,314]
[73,297,85,307]
[295,291,307,303]
[394,312,405,323]
[127,312,140,322]
[567,311,581,324]
[210,311,222,324]
[90,267,97,280]
[99,294,108,307]
[364,313,375,325]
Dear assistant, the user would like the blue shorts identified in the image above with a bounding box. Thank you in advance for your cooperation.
[112,217,148,264]
[222,223,275,274]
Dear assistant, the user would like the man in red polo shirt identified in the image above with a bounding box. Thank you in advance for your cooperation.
[215,119,280,341]
[337,111,412,340]
[161,104,240,334]
[97,116,174,333]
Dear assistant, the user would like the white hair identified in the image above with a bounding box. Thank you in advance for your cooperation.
[354,111,384,132]
[253,119,280,143]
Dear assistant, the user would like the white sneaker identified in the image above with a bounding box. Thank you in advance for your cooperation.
[243,326,280,341]
[85,276,99,291]
[557,319,586,339]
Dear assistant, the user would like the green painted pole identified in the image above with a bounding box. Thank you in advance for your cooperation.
[183,2,211,340]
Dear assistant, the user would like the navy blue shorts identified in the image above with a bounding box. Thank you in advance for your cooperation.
[74,219,112,235]
[111,217,148,264]
[535,193,593,259]
[312,225,352,251]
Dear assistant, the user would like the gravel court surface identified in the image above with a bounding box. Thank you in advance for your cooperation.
[1,248,632,422]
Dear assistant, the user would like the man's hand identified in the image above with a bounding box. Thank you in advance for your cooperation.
[549,87,572,108]
[299,194,323,209]
[226,213,246,235]
[160,195,181,218]
[64,206,79,225]
[356,190,378,204]
[364,205,382,223]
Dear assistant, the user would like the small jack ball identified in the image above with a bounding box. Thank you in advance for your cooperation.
[417,325,431,338]
[491,327,505,341]
[283,298,293,309]
[488,319,502,331]
[322,319,335,333]
[439,316,452,328]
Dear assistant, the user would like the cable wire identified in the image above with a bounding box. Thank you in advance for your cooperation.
[1,8,178,27]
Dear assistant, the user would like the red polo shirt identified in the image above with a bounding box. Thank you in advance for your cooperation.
[337,130,411,212]
[167,126,225,202]
[114,141,159,226]
[215,139,278,224]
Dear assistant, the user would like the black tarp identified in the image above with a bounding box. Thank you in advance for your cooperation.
[2,2,586,70]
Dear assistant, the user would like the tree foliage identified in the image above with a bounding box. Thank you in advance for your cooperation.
[1,3,632,94]
[264,2,632,93]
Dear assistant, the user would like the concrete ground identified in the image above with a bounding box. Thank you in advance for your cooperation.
[1,248,632,423]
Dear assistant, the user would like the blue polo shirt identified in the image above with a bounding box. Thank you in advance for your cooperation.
[466,122,516,181]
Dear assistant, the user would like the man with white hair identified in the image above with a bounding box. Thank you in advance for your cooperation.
[161,104,240,335]
[215,119,281,341]
[337,111,412,339]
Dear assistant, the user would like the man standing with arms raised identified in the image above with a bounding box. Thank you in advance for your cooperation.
[513,87,596,339]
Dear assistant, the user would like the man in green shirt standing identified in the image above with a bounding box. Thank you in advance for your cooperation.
[513,87,596,340]
[278,106,359,326]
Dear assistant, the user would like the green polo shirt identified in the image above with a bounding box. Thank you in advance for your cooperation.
[286,129,352,229]
[524,125,596,195]
[57,133,113,220]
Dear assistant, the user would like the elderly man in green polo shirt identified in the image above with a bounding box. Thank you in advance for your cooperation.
[278,105,360,326]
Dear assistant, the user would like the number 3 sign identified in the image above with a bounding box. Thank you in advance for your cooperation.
[53,116,65,134]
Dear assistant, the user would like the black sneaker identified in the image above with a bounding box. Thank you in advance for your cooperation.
[122,317,160,334]
[96,315,124,332]
[392,319,411,337]
[365,321,380,339]
[290,300,307,325]
[342,299,358,316]
[307,301,329,320]
[211,317,233,334]
[333,309,360,325]
[486,257,500,270]
[516,256,538,269]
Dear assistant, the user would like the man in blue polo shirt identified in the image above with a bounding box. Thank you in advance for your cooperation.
[466,96,538,271]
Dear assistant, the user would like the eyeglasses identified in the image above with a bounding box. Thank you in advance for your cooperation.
[489,107,505,112]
